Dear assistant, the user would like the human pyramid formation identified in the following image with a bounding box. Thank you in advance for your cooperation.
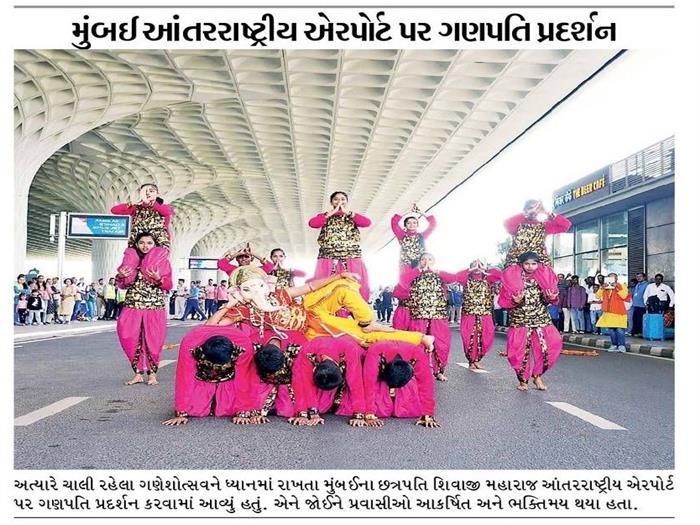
[111,187,573,428]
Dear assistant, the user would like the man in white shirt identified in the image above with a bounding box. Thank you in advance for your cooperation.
[174,279,188,319]
[643,273,675,313]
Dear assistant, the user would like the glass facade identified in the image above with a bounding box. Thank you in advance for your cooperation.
[553,211,629,283]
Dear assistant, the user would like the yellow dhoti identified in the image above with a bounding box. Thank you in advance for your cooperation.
[302,278,423,346]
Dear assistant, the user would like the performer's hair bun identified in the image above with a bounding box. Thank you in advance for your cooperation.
[313,360,343,391]
[381,355,414,388]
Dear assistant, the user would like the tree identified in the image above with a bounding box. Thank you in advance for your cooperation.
[495,238,511,269]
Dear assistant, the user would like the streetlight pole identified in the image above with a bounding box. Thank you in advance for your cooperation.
[56,212,67,284]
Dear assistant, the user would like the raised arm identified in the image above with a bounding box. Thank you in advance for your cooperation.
[504,213,526,235]
[308,213,327,228]
[544,213,572,235]
[217,258,237,274]
[151,201,174,219]
[390,214,405,240]
[351,212,371,228]
[422,215,437,238]
[111,202,135,216]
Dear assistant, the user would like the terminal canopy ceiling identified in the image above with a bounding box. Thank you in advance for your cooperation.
[15,49,619,262]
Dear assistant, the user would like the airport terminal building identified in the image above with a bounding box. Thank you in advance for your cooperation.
[550,136,675,286]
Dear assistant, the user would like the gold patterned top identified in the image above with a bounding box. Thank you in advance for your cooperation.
[129,205,170,248]
[505,222,551,267]
[508,279,552,328]
[123,272,166,310]
[399,234,425,267]
[317,214,362,259]
[408,271,448,320]
[270,268,293,289]
[462,279,493,316]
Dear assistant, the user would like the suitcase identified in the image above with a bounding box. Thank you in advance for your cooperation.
[643,313,665,341]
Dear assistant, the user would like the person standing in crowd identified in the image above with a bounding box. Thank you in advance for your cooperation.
[559,276,574,333]
[14,274,28,325]
[381,287,394,324]
[643,273,675,313]
[596,273,630,352]
[204,279,217,318]
[38,279,51,324]
[49,277,61,323]
[86,283,98,321]
[374,296,383,321]
[102,277,117,320]
[26,289,43,325]
[555,274,567,332]
[174,278,188,319]
[582,276,596,332]
[181,280,206,321]
[58,278,77,324]
[567,275,587,334]
[630,272,649,336]
[446,283,463,325]
[588,283,603,334]
[95,278,106,319]
[215,279,229,310]
[16,293,28,325]
[626,278,638,334]
[115,286,127,319]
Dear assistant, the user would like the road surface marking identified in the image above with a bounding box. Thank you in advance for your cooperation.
[15,397,90,427]
[546,402,627,430]
[159,360,176,368]
[456,363,490,373]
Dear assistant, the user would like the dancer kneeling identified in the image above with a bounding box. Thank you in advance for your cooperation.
[498,252,562,391]
[162,326,254,426]
[362,341,439,428]
[290,336,367,427]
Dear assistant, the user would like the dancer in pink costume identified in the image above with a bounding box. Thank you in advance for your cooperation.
[290,335,368,427]
[498,252,562,391]
[391,204,437,275]
[116,232,172,386]
[112,183,173,286]
[391,281,412,330]
[503,199,571,267]
[161,325,255,426]
[454,260,502,370]
[362,341,439,428]
[260,248,306,289]
[402,253,458,382]
[308,191,371,301]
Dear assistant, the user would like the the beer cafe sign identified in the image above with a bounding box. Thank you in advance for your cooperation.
[553,167,610,213]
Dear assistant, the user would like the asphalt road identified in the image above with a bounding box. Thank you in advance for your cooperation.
[14,323,674,470]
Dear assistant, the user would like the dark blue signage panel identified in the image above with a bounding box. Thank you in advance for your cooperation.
[67,213,130,239]
[552,167,611,213]
[188,258,219,270]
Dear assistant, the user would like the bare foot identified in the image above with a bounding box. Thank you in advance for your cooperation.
[125,374,144,386]
[147,373,158,386]
[469,362,482,370]
[422,334,435,352]
[436,372,448,382]
[517,382,529,391]
[533,376,547,391]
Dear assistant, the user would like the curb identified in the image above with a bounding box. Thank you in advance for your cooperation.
[14,320,198,342]
[493,326,674,359]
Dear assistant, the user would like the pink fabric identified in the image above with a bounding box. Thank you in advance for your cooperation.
[111,201,174,236]
[205,285,216,299]
[363,341,435,418]
[500,264,559,307]
[215,286,229,301]
[313,257,370,301]
[391,305,412,330]
[407,318,451,375]
[217,258,237,275]
[506,324,562,382]
[460,314,495,364]
[116,307,167,374]
[173,325,255,417]
[291,335,365,415]
[308,211,372,228]
[117,247,140,288]
[140,246,172,288]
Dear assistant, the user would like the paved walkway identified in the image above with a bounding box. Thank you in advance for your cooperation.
[13,318,201,341]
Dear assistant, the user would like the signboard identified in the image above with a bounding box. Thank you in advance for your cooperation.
[188,258,220,271]
[552,167,611,213]
[67,213,130,239]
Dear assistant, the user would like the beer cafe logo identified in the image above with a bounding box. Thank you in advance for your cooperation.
[554,175,606,208]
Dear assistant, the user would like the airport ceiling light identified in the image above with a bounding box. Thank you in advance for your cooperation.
[17,49,619,260]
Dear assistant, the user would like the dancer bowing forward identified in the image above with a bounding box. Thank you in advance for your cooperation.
[498,252,562,392]
[308,191,371,301]
[112,183,173,287]
[454,260,502,371]
[391,204,437,273]
[116,232,172,386]
[401,253,458,381]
